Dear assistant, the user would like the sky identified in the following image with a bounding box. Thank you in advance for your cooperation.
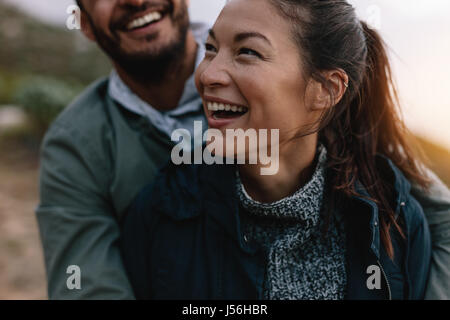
[3,0,450,149]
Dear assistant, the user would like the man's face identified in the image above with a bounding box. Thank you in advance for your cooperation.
[80,0,190,75]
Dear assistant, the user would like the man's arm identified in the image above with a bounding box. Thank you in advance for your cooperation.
[411,169,450,300]
[36,123,135,299]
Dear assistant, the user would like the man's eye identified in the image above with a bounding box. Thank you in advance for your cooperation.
[205,43,217,53]
[238,48,261,58]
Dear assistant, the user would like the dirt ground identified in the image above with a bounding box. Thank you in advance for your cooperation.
[0,139,47,299]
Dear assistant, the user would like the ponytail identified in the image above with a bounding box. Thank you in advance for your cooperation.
[325,21,429,258]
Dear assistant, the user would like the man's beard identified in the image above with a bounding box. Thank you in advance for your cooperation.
[86,1,190,84]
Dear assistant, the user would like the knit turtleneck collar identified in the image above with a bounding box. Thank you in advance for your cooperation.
[235,146,347,300]
[236,144,327,223]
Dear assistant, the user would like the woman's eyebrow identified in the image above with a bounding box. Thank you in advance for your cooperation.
[208,29,217,40]
[208,29,272,47]
[234,32,273,47]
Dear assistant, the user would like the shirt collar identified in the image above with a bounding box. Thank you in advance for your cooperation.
[108,22,209,118]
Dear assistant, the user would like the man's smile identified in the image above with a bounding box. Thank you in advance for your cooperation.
[126,11,163,31]
[114,2,173,37]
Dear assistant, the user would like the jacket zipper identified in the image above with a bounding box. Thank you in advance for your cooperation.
[377,260,392,300]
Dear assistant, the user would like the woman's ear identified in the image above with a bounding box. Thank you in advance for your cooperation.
[306,70,349,111]
[325,69,349,107]
[305,78,331,112]
[80,11,96,42]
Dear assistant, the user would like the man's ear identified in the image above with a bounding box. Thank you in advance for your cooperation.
[80,10,96,42]
[306,70,349,111]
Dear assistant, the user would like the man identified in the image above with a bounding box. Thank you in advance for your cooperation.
[36,0,450,299]
[37,0,207,299]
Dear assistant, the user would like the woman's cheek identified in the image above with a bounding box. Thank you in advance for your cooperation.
[194,61,208,93]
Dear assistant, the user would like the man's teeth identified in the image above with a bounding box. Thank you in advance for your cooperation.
[127,12,162,30]
[207,102,247,113]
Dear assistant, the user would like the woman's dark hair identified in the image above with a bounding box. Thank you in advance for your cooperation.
[269,0,430,258]
[75,0,83,10]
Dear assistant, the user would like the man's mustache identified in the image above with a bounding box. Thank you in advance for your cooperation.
[110,0,173,31]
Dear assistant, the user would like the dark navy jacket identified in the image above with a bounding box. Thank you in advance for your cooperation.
[120,157,431,300]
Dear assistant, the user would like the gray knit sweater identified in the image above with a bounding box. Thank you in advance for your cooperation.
[236,146,347,300]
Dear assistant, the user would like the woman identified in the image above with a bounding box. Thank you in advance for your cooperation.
[120,0,431,300]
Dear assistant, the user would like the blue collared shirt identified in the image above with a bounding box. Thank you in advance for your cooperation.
[108,22,209,145]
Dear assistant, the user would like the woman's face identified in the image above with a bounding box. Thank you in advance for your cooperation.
[195,0,318,147]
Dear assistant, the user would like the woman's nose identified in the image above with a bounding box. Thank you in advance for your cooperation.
[118,0,146,7]
[200,59,231,88]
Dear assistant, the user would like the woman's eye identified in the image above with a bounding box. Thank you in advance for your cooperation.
[205,43,217,53]
[238,48,261,58]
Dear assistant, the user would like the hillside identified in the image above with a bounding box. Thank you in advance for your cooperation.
[0,2,111,85]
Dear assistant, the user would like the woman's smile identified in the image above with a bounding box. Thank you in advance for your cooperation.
[203,96,249,129]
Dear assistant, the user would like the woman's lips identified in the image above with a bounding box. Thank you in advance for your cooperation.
[203,99,249,129]
[207,114,244,129]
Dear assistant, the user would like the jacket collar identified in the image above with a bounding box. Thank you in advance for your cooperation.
[349,155,412,259]
[150,161,204,221]
[199,163,252,251]
[154,155,412,258]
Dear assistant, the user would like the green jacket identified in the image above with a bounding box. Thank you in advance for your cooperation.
[36,78,450,299]
[37,78,174,299]
[411,170,450,300]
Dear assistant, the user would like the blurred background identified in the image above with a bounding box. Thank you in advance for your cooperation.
[0,0,448,299]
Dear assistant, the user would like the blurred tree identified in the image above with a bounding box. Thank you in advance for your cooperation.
[0,71,21,105]
[0,76,6,104]
[12,76,80,136]
[0,2,110,87]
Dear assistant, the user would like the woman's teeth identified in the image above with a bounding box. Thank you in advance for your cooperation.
[127,12,162,30]
[206,102,247,113]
